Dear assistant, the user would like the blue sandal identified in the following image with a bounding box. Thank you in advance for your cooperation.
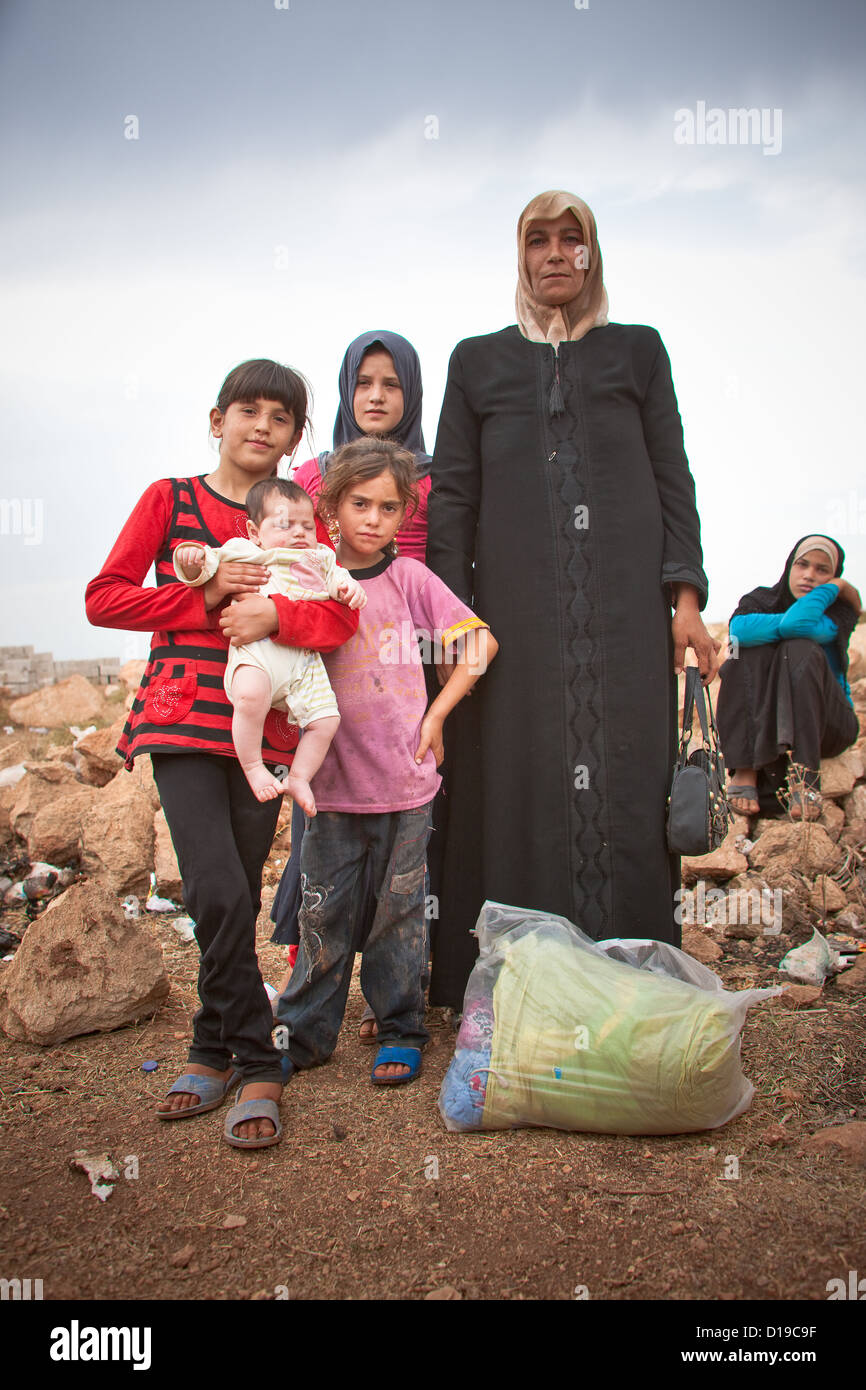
[371,1045,422,1087]
[156,1069,240,1120]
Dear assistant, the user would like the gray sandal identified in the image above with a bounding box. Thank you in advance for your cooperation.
[223,1089,283,1149]
[726,783,760,814]
[156,1069,240,1120]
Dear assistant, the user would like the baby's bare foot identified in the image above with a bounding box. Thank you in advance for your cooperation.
[285,773,316,817]
[244,762,285,802]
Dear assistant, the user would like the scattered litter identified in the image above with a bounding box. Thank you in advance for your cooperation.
[27,726,49,734]
[69,725,97,743]
[22,863,74,901]
[826,934,866,954]
[69,1151,120,1202]
[735,835,755,854]
[2,953,15,962]
[4,882,27,905]
[778,927,845,986]
[171,915,196,943]
[0,763,27,788]
[141,1060,159,1073]
[121,895,140,921]
[3,725,13,734]
[146,872,178,913]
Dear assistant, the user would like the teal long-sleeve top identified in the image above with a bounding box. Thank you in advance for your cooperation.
[728,582,852,704]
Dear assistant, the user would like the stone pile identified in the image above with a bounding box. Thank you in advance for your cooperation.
[679,669,866,968]
[0,666,176,1043]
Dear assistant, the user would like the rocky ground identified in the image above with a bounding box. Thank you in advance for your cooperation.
[0,663,865,1303]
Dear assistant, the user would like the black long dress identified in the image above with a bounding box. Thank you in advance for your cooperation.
[425,323,708,1008]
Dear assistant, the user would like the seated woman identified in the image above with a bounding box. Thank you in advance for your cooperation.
[717,535,860,820]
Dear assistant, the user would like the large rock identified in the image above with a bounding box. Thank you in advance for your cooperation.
[74,720,126,787]
[833,954,866,994]
[8,675,104,729]
[818,800,845,841]
[749,821,842,876]
[0,880,169,1046]
[808,875,847,916]
[820,751,860,799]
[118,660,147,692]
[801,1122,866,1167]
[843,785,866,824]
[847,626,866,682]
[153,809,184,901]
[80,769,155,897]
[10,763,81,842]
[25,785,100,865]
[126,756,159,811]
[680,844,749,885]
[681,924,722,963]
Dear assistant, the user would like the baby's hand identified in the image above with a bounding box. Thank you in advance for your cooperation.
[175,544,206,577]
[337,577,368,611]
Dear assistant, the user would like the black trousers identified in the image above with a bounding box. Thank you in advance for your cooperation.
[151,752,283,1083]
[717,639,858,800]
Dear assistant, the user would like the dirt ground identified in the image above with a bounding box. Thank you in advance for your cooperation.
[1,878,864,1305]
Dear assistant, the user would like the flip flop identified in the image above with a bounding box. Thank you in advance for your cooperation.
[358,1003,378,1045]
[726,783,760,814]
[156,1069,240,1120]
[223,1088,283,1149]
[371,1045,422,1087]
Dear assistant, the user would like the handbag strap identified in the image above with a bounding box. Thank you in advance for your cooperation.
[680,665,721,753]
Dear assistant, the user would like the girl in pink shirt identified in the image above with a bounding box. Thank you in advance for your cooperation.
[272,438,497,1084]
[271,332,433,1033]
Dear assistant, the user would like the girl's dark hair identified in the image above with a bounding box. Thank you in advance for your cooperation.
[215,359,310,435]
[318,439,418,559]
[245,477,314,527]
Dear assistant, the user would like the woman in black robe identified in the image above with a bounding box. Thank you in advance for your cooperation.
[717,535,860,820]
[425,189,719,1009]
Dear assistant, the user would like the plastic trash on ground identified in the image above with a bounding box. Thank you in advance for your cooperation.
[438,901,780,1136]
[778,927,845,986]
[146,871,178,913]
[171,916,197,943]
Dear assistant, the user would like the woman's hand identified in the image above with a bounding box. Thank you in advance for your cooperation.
[219,594,279,646]
[415,712,445,766]
[672,585,721,681]
[203,560,270,612]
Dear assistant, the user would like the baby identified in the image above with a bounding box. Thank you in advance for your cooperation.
[174,478,366,811]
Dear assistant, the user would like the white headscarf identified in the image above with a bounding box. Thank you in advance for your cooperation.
[515,190,609,347]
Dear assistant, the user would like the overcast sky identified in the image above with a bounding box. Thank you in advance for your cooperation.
[1,0,865,660]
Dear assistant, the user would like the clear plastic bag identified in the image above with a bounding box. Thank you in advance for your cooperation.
[439,901,780,1136]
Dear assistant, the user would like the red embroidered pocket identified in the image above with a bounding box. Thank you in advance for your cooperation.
[264,707,301,752]
[142,662,198,726]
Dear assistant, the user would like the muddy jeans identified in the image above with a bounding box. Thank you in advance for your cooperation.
[274,803,434,1068]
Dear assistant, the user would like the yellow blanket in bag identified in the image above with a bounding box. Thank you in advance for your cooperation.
[483,933,754,1134]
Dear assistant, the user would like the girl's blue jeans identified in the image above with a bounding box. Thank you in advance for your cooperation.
[274,801,434,1068]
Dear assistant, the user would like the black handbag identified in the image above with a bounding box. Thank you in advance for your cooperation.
[666,666,731,856]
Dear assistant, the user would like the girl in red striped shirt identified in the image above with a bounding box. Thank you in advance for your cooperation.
[86,360,358,1148]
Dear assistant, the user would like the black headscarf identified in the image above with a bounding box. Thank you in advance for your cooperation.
[329,330,431,479]
[731,534,858,676]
